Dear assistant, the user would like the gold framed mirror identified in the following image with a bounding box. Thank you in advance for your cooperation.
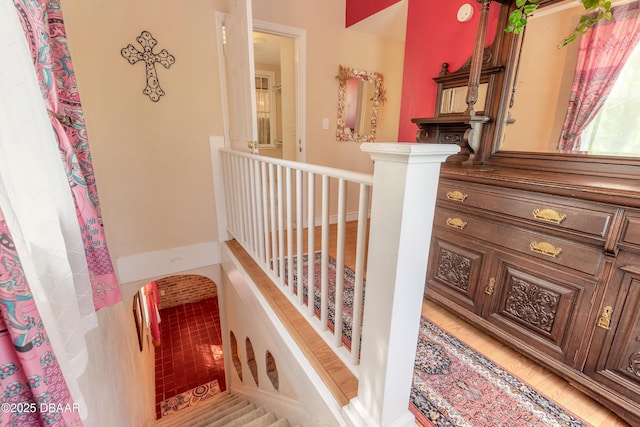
[336,65,386,142]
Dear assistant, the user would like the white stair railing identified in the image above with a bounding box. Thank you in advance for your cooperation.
[214,141,460,427]
[220,148,372,371]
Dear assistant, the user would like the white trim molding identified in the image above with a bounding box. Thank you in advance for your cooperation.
[115,241,220,284]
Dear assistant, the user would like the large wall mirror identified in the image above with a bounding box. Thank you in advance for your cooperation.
[497,0,640,159]
[336,65,385,142]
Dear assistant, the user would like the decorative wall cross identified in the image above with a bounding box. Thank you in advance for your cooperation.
[121,31,175,102]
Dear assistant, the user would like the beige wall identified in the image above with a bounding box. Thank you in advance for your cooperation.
[61,0,226,260]
[78,300,156,426]
[253,0,404,175]
[61,0,403,264]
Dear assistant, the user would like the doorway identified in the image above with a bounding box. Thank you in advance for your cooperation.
[153,275,225,420]
[216,13,307,161]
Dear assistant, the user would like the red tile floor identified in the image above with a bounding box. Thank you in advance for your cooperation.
[154,297,226,419]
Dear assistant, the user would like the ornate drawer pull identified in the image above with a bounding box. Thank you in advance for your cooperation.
[529,241,562,258]
[446,191,468,202]
[532,208,567,224]
[597,306,613,330]
[446,218,467,229]
[485,277,496,296]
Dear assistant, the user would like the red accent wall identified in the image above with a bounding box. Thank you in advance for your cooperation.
[346,0,402,27]
[397,0,501,141]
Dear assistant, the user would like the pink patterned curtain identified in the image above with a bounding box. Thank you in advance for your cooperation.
[11,0,122,309]
[0,212,82,427]
[558,2,640,151]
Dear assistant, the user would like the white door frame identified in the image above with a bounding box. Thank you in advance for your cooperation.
[253,20,307,163]
[216,13,307,162]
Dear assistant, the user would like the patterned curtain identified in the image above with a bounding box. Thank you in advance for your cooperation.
[11,0,122,309]
[558,2,640,151]
[0,212,81,427]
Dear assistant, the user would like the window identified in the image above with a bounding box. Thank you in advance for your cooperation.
[255,71,278,147]
[580,39,640,156]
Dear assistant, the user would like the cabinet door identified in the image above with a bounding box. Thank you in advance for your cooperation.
[585,253,640,403]
[482,251,596,366]
[425,229,489,315]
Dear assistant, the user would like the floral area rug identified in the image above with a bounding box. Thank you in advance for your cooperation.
[160,379,221,417]
[411,318,590,427]
[284,254,589,427]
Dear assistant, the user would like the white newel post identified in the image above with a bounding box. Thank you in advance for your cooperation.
[343,143,460,427]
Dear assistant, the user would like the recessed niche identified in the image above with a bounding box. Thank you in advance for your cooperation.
[229,331,242,381]
[265,350,279,391]
[245,337,259,387]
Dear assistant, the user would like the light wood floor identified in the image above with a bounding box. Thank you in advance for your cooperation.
[239,221,631,426]
[422,299,630,427]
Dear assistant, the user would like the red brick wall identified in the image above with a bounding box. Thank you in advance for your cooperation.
[156,274,217,308]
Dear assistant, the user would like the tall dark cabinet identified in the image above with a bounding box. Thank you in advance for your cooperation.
[415,0,640,424]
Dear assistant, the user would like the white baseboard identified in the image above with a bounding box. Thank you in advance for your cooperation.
[115,241,220,284]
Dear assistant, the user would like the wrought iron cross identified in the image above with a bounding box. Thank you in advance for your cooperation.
[121,31,175,102]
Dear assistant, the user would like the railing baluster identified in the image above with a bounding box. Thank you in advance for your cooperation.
[221,152,234,235]
[234,156,246,243]
[350,183,370,364]
[296,169,304,306]
[261,163,270,267]
[268,163,278,278]
[286,167,294,295]
[277,165,285,286]
[333,178,346,348]
[307,172,316,317]
[253,159,265,262]
[248,158,257,255]
[320,174,330,331]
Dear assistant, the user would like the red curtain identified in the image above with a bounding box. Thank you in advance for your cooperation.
[558,2,640,151]
[145,282,161,347]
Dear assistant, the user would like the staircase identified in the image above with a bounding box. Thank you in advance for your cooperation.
[154,392,291,427]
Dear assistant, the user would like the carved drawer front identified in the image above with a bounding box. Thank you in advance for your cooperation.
[425,231,487,315]
[585,263,640,402]
[434,207,604,276]
[483,253,594,365]
[438,181,614,239]
[621,214,640,249]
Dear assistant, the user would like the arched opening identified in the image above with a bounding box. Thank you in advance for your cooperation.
[245,337,259,386]
[152,274,225,419]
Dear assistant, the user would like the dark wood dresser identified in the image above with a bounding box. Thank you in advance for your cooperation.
[425,164,640,424]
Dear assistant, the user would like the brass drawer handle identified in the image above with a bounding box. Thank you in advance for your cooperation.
[597,306,613,330]
[529,241,562,258]
[446,217,468,229]
[446,191,468,202]
[485,277,496,296]
[532,208,567,224]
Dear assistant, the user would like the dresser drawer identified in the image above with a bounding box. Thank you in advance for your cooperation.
[433,207,604,276]
[621,215,640,248]
[438,181,614,239]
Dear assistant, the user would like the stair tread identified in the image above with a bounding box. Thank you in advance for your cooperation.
[242,411,277,427]
[154,393,292,427]
[154,392,237,427]
[205,402,258,427]
[215,407,266,427]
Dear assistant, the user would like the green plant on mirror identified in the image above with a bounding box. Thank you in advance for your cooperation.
[505,0,613,47]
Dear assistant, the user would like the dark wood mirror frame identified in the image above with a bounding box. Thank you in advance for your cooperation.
[413,0,640,184]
